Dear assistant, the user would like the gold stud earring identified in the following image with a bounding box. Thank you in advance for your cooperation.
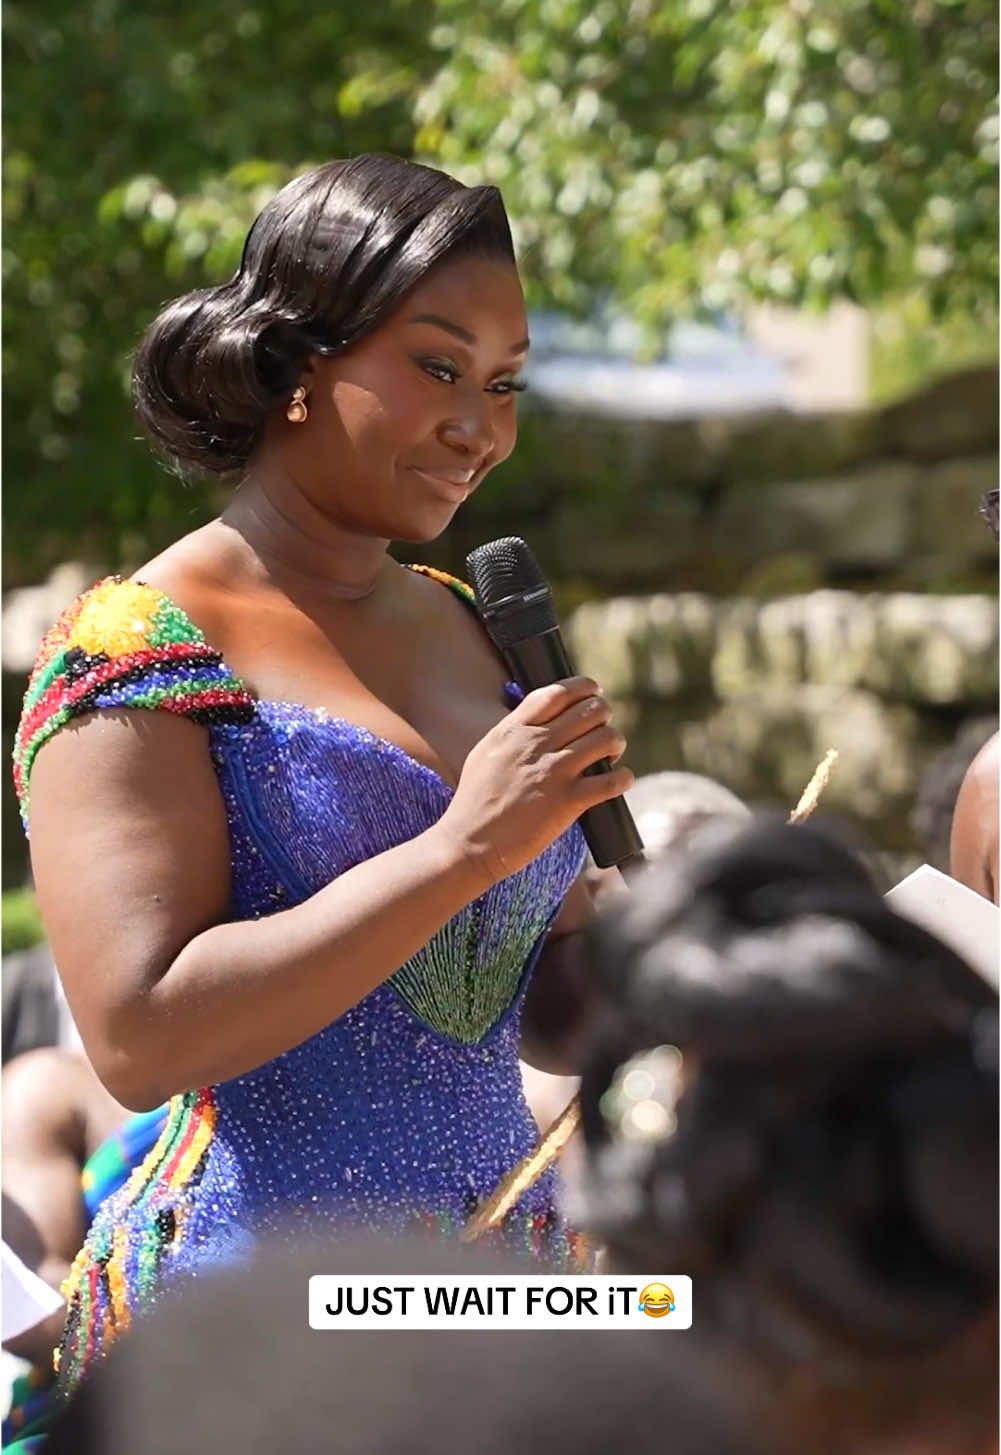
[286,386,308,424]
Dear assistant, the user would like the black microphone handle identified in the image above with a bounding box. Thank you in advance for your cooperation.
[500,627,645,870]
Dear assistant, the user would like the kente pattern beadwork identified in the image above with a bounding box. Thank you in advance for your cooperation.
[13,576,254,827]
[57,1087,219,1389]
[405,561,476,608]
[14,572,588,1394]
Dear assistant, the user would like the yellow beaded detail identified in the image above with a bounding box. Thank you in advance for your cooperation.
[170,1096,217,1189]
[106,1225,132,1334]
[123,1094,187,1198]
[60,1243,90,1305]
[67,579,166,657]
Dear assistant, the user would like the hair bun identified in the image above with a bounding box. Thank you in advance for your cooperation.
[132,286,307,476]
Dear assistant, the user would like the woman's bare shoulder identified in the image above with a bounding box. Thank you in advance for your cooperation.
[131,521,247,628]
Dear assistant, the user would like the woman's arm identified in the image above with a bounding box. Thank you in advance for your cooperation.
[28,681,630,1110]
[28,712,488,1110]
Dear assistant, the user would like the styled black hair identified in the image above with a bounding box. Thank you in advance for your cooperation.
[579,815,997,1446]
[132,154,516,477]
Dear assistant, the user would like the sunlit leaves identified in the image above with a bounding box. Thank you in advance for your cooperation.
[3,0,996,581]
[413,0,997,321]
[3,0,436,580]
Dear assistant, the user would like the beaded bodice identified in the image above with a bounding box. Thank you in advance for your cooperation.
[216,697,581,1041]
[13,572,588,1388]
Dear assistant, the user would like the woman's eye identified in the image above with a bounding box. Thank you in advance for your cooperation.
[420,359,458,383]
[418,358,527,395]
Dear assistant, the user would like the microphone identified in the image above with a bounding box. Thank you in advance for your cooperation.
[466,536,645,871]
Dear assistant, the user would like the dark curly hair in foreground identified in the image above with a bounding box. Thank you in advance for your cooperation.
[580,815,998,1453]
[48,1239,758,1455]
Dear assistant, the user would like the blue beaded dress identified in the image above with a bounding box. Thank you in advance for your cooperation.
[13,568,588,1389]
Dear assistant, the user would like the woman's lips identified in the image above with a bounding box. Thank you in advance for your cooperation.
[409,466,478,501]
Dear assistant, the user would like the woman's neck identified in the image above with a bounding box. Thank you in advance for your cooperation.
[220,469,391,603]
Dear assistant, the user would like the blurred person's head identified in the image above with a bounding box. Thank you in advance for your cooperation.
[625,770,750,859]
[132,154,525,544]
[47,1238,758,1455]
[579,814,998,1455]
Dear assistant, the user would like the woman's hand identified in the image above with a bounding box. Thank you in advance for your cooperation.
[435,676,632,886]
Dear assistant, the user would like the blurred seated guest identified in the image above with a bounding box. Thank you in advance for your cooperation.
[950,731,999,906]
[2,943,60,1068]
[45,1238,757,1455]
[2,1050,166,1451]
[911,718,998,875]
[2,1242,63,1351]
[578,815,998,1455]
[1,1238,63,1455]
[520,772,749,1133]
[949,490,1000,905]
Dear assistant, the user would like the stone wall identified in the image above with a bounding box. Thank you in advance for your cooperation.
[566,590,998,859]
[3,365,997,886]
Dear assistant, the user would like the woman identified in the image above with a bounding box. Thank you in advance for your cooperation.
[578,815,998,1455]
[13,154,632,1389]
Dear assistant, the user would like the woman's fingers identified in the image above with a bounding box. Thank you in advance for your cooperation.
[515,677,602,726]
[545,692,614,749]
[576,762,635,807]
[559,721,628,772]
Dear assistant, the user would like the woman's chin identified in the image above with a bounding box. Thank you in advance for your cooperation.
[392,502,464,546]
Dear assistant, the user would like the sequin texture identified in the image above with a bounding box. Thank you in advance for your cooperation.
[14,572,588,1389]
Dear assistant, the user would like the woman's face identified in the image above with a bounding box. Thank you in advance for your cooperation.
[286,254,529,542]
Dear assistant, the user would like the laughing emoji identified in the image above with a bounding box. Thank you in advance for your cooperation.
[638,1283,675,1318]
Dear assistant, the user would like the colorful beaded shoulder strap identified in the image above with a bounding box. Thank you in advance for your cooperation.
[13,577,254,827]
[404,563,477,610]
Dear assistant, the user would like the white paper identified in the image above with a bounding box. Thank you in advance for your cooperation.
[885,864,1000,989]
[1,1240,63,1344]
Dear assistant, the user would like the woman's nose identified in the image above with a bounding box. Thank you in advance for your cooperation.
[439,393,493,457]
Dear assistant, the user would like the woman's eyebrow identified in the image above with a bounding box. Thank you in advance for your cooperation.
[407,312,530,354]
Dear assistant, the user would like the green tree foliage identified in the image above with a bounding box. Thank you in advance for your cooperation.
[4,0,996,581]
[3,0,435,582]
[418,0,997,320]
[1,888,45,954]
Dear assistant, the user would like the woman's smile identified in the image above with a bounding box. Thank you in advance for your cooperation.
[408,463,481,502]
